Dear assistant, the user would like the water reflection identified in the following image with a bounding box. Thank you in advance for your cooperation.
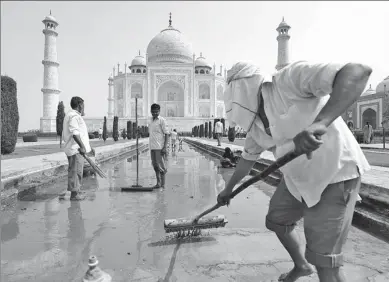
[1,211,19,243]
[0,143,253,281]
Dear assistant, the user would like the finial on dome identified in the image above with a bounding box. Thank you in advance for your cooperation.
[169,12,172,27]
[138,50,140,56]
[282,16,284,21]
[200,52,202,57]
[50,10,52,15]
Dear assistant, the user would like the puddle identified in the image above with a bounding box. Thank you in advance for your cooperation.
[0,143,274,281]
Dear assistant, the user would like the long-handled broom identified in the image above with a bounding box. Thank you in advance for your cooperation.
[82,154,107,178]
[164,149,304,237]
[121,97,155,192]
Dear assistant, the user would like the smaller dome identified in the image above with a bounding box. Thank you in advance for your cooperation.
[43,11,58,24]
[131,52,146,67]
[277,17,290,29]
[376,76,389,93]
[362,84,376,96]
[195,53,211,68]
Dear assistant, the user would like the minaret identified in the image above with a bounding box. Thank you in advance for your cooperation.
[275,17,291,71]
[40,11,60,133]
[108,74,114,118]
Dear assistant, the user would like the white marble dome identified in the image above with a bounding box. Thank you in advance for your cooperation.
[146,25,193,64]
[376,76,389,94]
[195,53,211,68]
[131,54,146,67]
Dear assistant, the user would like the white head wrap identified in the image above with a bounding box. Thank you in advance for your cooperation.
[224,62,275,152]
[224,62,263,131]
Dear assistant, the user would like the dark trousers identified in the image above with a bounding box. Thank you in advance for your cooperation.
[150,150,167,186]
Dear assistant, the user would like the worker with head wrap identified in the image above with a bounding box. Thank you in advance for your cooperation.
[218,61,372,282]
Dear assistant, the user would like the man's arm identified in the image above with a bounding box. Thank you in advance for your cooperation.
[288,61,372,157]
[161,119,169,153]
[69,116,87,154]
[225,157,256,192]
[224,133,263,193]
[313,63,372,127]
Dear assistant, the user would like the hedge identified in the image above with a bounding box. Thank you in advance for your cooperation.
[103,116,107,142]
[1,76,19,154]
[127,121,132,140]
[23,134,38,142]
[113,116,119,141]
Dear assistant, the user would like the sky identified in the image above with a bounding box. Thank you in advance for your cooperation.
[1,1,388,131]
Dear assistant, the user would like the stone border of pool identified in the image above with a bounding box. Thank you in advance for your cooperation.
[185,138,389,243]
[1,140,149,207]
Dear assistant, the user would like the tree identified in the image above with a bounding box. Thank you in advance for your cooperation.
[228,126,236,142]
[200,124,204,137]
[208,121,212,138]
[205,122,208,138]
[121,128,127,139]
[1,76,19,154]
[132,122,136,139]
[56,101,65,148]
[103,116,107,142]
[127,121,132,140]
[113,116,119,141]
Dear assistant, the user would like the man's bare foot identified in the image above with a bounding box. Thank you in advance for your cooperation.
[278,264,315,282]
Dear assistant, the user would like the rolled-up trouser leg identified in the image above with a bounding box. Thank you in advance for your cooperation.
[151,150,167,185]
[304,176,361,268]
[265,177,304,235]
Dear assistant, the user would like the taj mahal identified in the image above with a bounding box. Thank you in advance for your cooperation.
[39,12,388,133]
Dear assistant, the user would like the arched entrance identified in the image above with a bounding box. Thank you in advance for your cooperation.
[157,81,184,117]
[362,108,377,129]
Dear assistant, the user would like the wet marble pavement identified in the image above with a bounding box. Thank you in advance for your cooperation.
[1,143,389,282]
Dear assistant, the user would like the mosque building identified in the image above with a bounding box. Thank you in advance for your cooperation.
[39,12,388,133]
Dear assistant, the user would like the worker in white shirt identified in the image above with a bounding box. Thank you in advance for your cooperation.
[218,61,372,282]
[214,119,223,146]
[60,96,94,201]
[149,103,169,188]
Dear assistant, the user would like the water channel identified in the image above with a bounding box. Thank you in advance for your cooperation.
[1,142,388,281]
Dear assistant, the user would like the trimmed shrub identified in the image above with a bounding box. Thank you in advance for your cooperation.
[89,133,95,139]
[228,126,236,142]
[122,128,127,139]
[205,122,208,138]
[127,121,132,139]
[208,121,212,138]
[1,76,19,154]
[23,134,38,142]
[132,122,136,139]
[56,101,65,148]
[93,131,99,138]
[103,116,107,142]
[199,124,204,137]
[113,116,119,141]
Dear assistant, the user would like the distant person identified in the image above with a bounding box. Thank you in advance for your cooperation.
[215,119,223,146]
[60,96,94,201]
[171,129,178,151]
[98,128,103,139]
[220,147,239,168]
[363,122,373,144]
[149,103,169,188]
